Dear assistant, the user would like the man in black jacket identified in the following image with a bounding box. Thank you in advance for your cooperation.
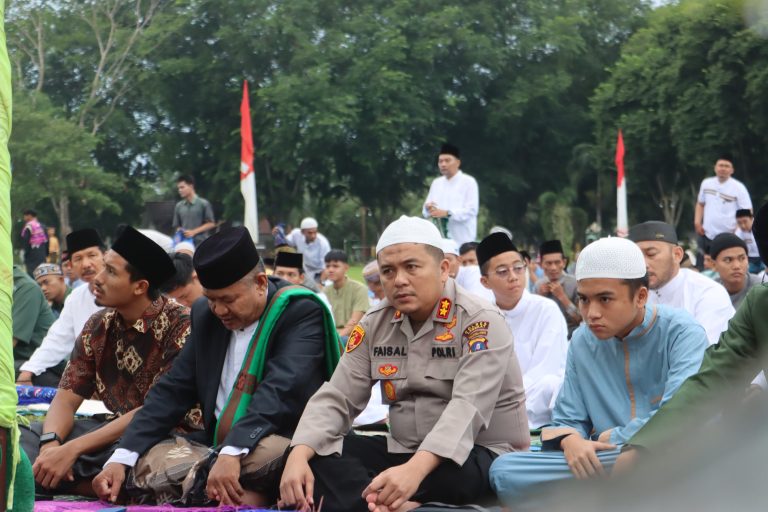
[93,227,335,506]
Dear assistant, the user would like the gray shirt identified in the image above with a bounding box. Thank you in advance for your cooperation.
[716,273,763,310]
[172,195,215,246]
[534,273,580,336]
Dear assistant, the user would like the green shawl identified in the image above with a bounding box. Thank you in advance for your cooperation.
[214,285,340,446]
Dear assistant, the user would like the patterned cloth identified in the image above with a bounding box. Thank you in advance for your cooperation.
[59,297,201,428]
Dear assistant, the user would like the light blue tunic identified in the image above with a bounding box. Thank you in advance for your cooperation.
[490,304,708,504]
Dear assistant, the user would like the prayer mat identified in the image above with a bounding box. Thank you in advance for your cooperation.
[34,501,281,512]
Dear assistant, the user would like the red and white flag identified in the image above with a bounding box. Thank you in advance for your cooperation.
[240,80,258,242]
[616,129,628,237]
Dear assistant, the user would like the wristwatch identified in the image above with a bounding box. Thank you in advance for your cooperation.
[39,432,63,446]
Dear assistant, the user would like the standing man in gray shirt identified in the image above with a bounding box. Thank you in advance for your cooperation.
[172,175,216,246]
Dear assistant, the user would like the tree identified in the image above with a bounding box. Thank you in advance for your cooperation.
[592,0,768,234]
[10,93,121,234]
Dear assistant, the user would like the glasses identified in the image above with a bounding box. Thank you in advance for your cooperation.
[492,263,527,279]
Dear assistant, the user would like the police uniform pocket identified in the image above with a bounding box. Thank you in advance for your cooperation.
[425,359,460,380]
[371,360,407,380]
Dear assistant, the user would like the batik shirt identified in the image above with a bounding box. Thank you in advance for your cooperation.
[59,296,199,426]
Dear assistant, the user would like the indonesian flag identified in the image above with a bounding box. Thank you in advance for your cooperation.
[240,80,258,243]
[616,129,628,237]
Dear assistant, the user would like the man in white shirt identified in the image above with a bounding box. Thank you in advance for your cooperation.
[279,217,331,283]
[423,143,479,246]
[478,232,568,428]
[735,208,765,274]
[694,154,752,268]
[16,229,105,387]
[629,221,734,345]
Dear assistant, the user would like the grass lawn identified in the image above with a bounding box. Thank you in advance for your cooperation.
[348,264,364,283]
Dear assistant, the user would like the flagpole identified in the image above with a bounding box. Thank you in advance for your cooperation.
[616,129,628,237]
[240,80,259,243]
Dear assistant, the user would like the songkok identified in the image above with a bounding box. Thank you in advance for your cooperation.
[194,226,260,290]
[439,143,461,159]
[275,251,303,270]
[736,209,752,218]
[539,240,564,257]
[717,153,734,164]
[300,217,318,230]
[441,239,459,256]
[362,260,380,282]
[111,225,176,288]
[628,221,678,245]
[751,202,768,266]
[489,226,513,240]
[376,216,443,254]
[576,237,646,281]
[33,263,63,280]
[477,232,519,269]
[709,233,747,260]
[66,228,103,255]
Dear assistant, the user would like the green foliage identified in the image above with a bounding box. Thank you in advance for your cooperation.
[10,93,122,227]
[593,0,768,233]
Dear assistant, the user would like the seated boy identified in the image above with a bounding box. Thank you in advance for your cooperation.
[489,237,709,504]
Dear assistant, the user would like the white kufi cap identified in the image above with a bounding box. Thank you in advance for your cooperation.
[440,238,459,256]
[376,216,443,254]
[300,217,318,230]
[576,237,646,281]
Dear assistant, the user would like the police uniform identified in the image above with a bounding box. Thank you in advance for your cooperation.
[291,278,529,511]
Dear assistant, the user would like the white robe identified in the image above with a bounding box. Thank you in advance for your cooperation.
[646,268,734,345]
[500,290,568,428]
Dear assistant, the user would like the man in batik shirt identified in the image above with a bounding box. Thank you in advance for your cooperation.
[20,226,197,496]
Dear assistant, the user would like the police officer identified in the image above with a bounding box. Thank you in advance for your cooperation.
[280,216,529,512]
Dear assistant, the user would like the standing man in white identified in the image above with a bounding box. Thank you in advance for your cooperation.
[423,143,479,246]
[281,217,331,284]
[694,154,752,267]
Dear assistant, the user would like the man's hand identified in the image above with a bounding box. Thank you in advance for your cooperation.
[427,206,449,219]
[362,463,424,512]
[279,446,316,509]
[548,281,568,303]
[206,454,244,506]
[93,463,127,502]
[611,448,640,477]
[33,443,78,489]
[694,222,705,237]
[362,452,438,512]
[597,429,613,444]
[561,434,615,480]
[182,229,197,238]
[16,371,34,385]
[536,282,550,295]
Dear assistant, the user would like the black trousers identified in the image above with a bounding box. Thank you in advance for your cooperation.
[20,417,117,493]
[308,434,497,512]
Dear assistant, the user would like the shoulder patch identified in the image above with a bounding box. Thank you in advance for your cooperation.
[345,325,365,353]
[463,321,489,339]
[436,298,452,320]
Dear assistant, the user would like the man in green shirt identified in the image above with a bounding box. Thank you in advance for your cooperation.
[615,201,768,469]
[13,266,56,374]
[323,250,369,337]
[33,263,71,318]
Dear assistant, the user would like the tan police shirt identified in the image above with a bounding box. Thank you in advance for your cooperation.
[291,278,530,465]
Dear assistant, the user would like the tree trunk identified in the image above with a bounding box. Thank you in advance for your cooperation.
[58,196,71,238]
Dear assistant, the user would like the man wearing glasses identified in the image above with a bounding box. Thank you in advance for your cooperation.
[478,233,568,428]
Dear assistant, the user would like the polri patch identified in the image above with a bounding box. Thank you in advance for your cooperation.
[393,310,402,320]
[345,325,365,353]
[378,363,399,377]
[434,315,457,342]
[436,298,452,320]
[383,380,396,401]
